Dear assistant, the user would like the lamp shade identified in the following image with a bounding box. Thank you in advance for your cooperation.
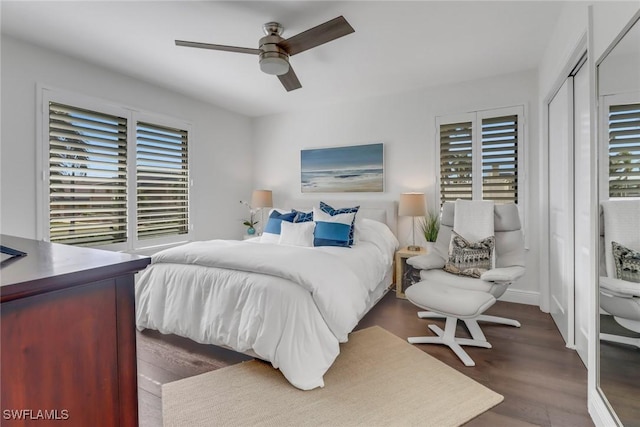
[251,190,273,208]
[398,192,426,217]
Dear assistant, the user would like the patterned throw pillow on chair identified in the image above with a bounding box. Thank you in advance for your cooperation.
[444,231,495,278]
[612,241,640,283]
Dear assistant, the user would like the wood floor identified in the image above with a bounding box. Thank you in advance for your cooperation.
[137,292,593,427]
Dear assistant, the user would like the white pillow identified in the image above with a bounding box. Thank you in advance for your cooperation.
[278,221,315,247]
[354,218,399,264]
[355,218,394,243]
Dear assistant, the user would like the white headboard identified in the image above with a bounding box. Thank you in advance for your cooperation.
[283,199,398,237]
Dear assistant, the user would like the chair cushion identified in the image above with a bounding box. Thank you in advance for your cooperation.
[600,291,640,321]
[495,230,526,268]
[600,276,640,298]
[407,253,446,270]
[405,282,496,319]
[494,203,522,232]
[480,266,526,283]
[419,269,495,293]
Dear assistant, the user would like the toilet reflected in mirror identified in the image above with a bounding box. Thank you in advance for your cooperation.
[597,12,640,426]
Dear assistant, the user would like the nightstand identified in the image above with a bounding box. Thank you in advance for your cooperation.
[395,246,427,298]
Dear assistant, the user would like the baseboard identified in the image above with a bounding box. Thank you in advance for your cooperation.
[499,288,540,306]
[589,392,619,427]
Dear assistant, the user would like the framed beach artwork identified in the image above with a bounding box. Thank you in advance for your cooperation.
[300,143,384,193]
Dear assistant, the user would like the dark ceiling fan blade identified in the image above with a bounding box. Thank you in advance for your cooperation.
[278,16,354,56]
[175,40,260,55]
[278,66,302,92]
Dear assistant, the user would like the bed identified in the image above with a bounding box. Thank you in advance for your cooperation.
[135,200,398,390]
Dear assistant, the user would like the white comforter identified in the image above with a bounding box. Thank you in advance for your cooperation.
[135,220,397,390]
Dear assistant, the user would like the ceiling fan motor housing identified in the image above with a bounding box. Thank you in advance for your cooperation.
[259,26,290,76]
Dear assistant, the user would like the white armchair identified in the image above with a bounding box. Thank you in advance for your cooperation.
[599,200,640,348]
[404,201,525,366]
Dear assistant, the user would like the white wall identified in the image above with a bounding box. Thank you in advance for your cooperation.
[253,69,541,305]
[593,1,640,63]
[0,35,253,243]
[538,2,590,101]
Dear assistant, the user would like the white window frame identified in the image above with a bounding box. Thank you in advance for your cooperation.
[435,105,526,230]
[37,86,193,252]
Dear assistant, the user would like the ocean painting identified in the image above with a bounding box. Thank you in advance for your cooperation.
[301,143,384,193]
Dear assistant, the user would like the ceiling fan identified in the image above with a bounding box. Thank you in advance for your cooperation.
[175,16,354,92]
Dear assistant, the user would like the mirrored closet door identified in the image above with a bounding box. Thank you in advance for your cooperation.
[597,11,640,426]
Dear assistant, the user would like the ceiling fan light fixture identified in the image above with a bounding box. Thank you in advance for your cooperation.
[259,52,290,76]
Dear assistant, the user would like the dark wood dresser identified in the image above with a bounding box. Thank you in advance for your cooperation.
[1,235,150,426]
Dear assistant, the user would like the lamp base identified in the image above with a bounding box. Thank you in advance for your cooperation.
[407,245,422,251]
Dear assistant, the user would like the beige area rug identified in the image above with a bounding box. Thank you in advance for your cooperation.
[162,326,503,427]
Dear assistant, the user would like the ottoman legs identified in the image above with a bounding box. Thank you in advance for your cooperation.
[408,316,492,367]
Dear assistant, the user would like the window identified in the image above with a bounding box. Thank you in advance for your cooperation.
[481,115,519,203]
[437,106,523,206]
[607,102,640,198]
[439,121,473,203]
[48,103,128,246]
[41,91,191,250]
[136,122,189,240]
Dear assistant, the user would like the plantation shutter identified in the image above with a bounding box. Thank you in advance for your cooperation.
[608,103,640,198]
[440,121,473,205]
[136,122,189,239]
[481,115,518,203]
[48,102,128,246]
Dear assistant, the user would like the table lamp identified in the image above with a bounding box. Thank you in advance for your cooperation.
[399,192,426,251]
[251,190,273,235]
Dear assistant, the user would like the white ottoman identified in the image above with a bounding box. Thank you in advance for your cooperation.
[405,281,497,367]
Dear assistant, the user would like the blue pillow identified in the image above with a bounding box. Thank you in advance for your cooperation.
[314,221,352,247]
[262,210,296,243]
[319,202,360,245]
[292,209,313,223]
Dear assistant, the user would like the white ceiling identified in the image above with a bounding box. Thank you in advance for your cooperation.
[1,1,565,117]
